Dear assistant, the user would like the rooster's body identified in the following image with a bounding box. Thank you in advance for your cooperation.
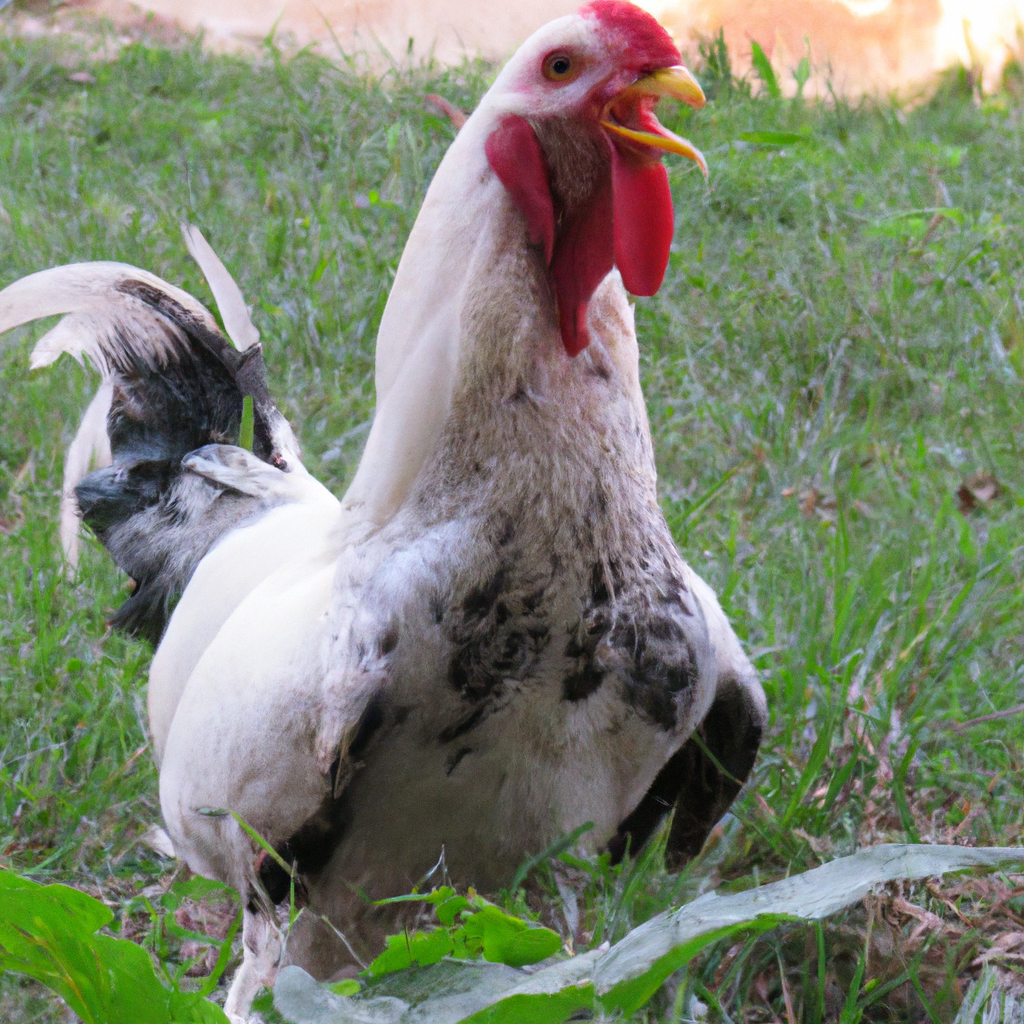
[0,4,767,1019]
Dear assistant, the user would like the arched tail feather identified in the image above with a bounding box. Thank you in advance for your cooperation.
[60,382,113,569]
[0,243,309,642]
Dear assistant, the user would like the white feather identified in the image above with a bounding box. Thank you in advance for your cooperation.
[181,224,260,351]
[1,262,221,340]
[339,107,504,528]
[147,490,342,765]
[342,16,597,529]
[178,226,305,465]
[59,383,113,569]
[0,262,227,380]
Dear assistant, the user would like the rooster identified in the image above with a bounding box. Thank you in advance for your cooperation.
[0,2,767,1019]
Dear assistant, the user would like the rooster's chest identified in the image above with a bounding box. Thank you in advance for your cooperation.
[333,502,711,885]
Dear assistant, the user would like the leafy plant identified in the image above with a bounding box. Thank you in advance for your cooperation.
[124,874,242,996]
[0,869,230,1023]
[697,28,748,101]
[367,887,563,976]
[793,37,812,98]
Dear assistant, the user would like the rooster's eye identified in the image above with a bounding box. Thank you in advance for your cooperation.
[543,53,575,82]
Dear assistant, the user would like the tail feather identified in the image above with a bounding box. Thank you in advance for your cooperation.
[60,382,113,568]
[0,241,313,642]
[75,449,308,644]
[182,225,261,352]
[0,262,221,371]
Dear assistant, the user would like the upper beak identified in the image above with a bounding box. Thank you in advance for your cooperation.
[620,66,706,109]
[600,65,708,177]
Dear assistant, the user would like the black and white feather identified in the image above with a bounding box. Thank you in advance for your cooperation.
[0,238,305,642]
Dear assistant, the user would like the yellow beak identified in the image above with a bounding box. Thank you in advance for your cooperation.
[620,65,706,110]
[600,65,708,177]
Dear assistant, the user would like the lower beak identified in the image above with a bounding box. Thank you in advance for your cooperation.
[600,65,708,177]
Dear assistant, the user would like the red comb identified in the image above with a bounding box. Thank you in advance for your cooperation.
[579,0,680,68]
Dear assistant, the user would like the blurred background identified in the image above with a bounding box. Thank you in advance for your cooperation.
[3,0,1024,95]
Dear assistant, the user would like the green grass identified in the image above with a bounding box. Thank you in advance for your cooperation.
[0,24,1023,1024]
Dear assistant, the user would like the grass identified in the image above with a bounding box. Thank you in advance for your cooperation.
[0,19,1023,1024]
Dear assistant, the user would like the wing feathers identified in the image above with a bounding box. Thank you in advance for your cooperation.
[0,261,220,335]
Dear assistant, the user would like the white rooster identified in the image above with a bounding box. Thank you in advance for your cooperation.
[0,2,767,1019]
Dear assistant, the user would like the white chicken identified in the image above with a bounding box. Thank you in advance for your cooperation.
[0,2,767,1019]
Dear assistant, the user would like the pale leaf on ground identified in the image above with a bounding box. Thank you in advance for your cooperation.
[274,844,1024,1024]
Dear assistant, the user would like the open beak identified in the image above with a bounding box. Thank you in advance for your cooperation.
[601,65,708,177]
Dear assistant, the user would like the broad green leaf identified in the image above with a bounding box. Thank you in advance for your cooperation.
[457,984,595,1024]
[435,894,472,927]
[461,906,561,968]
[276,954,601,1024]
[366,934,415,975]
[376,886,471,927]
[327,979,361,997]
[593,845,1024,1015]
[367,928,455,975]
[450,952,602,1024]
[596,917,785,1014]
[0,870,229,1024]
[368,890,560,975]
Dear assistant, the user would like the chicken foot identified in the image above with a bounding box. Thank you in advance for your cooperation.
[222,902,283,1024]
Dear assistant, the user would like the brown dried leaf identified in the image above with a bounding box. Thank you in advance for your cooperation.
[992,932,1024,951]
[957,471,1002,515]
[892,895,945,933]
[793,827,833,858]
[972,931,1024,966]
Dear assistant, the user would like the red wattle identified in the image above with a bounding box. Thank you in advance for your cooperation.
[487,114,615,357]
[551,172,614,357]
[611,145,674,297]
[485,116,555,264]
